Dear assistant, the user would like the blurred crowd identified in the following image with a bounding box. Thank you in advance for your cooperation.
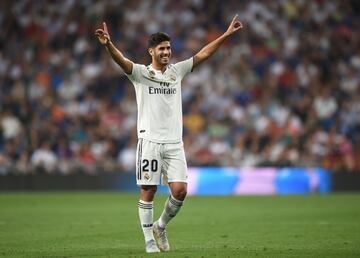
[0,0,359,175]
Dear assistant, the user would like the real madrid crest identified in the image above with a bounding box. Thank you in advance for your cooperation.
[170,74,176,81]
[144,172,151,181]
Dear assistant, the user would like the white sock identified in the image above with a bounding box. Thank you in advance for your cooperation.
[158,195,183,228]
[138,200,155,242]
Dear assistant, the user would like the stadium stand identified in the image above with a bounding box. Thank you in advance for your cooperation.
[0,0,359,175]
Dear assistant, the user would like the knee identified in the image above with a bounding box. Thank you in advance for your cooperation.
[172,187,187,201]
[140,185,157,201]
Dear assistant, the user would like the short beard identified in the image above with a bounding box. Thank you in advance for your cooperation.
[157,55,169,65]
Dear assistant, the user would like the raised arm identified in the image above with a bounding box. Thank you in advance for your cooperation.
[95,22,133,74]
[193,15,243,69]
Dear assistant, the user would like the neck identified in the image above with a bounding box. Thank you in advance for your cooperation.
[151,62,166,73]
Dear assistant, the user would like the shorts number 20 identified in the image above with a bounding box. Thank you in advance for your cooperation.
[142,159,158,172]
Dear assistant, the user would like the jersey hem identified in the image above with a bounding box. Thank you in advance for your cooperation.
[138,136,182,144]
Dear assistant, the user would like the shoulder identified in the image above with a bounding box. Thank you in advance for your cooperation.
[133,63,147,71]
[173,58,193,68]
[128,63,147,76]
[171,58,194,76]
[125,63,148,82]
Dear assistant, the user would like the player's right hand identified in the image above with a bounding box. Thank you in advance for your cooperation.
[95,22,111,45]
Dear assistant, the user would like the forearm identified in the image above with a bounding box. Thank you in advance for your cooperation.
[200,33,229,58]
[193,33,230,67]
[105,41,132,74]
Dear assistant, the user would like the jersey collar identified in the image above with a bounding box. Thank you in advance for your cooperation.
[148,64,170,74]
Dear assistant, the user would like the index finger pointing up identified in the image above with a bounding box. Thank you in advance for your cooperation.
[103,22,108,33]
[231,14,238,23]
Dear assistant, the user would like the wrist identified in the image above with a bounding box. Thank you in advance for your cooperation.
[223,32,231,38]
[105,39,112,47]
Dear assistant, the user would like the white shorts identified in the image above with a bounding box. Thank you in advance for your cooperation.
[135,138,188,185]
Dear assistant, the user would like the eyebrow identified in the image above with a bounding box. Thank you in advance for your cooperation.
[159,46,171,49]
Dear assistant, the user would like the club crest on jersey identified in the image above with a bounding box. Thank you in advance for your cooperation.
[170,74,176,81]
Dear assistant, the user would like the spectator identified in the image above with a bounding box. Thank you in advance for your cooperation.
[30,142,58,173]
[0,0,359,173]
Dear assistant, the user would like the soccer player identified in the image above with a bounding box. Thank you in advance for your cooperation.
[95,15,242,253]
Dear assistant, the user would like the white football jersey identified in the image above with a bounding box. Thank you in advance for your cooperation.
[126,58,193,143]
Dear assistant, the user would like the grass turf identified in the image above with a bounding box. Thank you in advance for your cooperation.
[0,192,359,258]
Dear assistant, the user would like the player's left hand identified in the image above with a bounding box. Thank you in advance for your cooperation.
[224,14,243,36]
[95,22,111,45]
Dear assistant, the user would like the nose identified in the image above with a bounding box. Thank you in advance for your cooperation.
[163,49,170,56]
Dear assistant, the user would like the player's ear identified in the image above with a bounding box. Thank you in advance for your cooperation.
[148,48,154,57]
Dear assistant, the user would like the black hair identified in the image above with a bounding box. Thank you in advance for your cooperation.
[148,32,171,48]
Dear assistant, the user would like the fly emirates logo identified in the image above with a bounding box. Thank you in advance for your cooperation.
[149,82,177,95]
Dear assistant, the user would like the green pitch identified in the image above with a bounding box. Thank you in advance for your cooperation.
[0,193,359,258]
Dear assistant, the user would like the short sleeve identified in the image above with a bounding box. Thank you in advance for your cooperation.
[125,63,142,82]
[173,58,193,79]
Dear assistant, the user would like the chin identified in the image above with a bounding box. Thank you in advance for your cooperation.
[158,57,170,65]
